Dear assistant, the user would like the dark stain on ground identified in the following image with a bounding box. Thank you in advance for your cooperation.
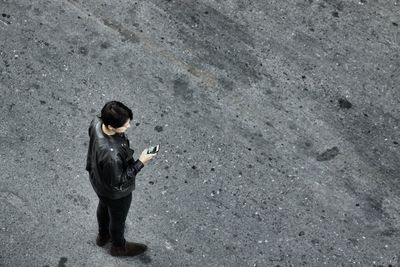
[173,76,193,101]
[347,237,358,246]
[78,46,88,56]
[235,123,274,153]
[1,13,11,24]
[225,245,237,251]
[102,18,140,43]
[65,193,90,210]
[316,146,339,161]
[155,76,164,83]
[336,107,400,194]
[155,1,262,86]
[363,195,384,219]
[298,138,314,156]
[185,247,194,254]
[8,103,15,111]
[154,125,163,132]
[32,7,42,16]
[311,238,320,245]
[338,98,352,109]
[100,41,111,49]
[3,59,10,67]
[218,77,235,92]
[380,227,398,237]
[323,0,344,11]
[57,257,67,267]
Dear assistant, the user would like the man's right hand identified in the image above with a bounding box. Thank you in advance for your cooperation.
[138,149,157,165]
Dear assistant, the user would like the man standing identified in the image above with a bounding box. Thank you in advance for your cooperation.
[85,101,157,256]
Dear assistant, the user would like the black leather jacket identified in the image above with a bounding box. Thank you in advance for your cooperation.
[85,116,144,199]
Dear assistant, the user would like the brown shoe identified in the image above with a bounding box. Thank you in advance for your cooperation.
[110,241,147,257]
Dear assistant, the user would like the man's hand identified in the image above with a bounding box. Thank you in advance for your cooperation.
[138,149,157,165]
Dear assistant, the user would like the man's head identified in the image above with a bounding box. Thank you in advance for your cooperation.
[100,101,133,133]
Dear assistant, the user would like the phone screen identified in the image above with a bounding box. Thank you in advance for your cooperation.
[148,145,159,154]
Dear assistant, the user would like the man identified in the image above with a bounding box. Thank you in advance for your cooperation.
[85,101,157,256]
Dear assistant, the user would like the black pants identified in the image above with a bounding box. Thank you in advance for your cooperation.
[96,193,132,247]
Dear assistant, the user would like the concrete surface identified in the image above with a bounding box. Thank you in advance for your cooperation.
[1,0,399,266]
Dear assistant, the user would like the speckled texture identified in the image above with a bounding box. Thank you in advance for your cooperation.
[1,0,399,266]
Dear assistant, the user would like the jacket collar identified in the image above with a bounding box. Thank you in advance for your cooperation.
[95,116,125,139]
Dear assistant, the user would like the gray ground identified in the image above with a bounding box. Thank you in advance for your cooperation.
[1,0,399,266]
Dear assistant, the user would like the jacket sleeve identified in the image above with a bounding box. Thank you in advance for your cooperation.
[85,124,93,172]
[100,152,144,191]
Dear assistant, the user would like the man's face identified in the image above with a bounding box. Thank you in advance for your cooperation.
[110,119,131,133]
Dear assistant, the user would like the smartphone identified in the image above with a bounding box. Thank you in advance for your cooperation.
[147,145,160,154]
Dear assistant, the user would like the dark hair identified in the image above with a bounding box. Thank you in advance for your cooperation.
[100,101,133,128]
